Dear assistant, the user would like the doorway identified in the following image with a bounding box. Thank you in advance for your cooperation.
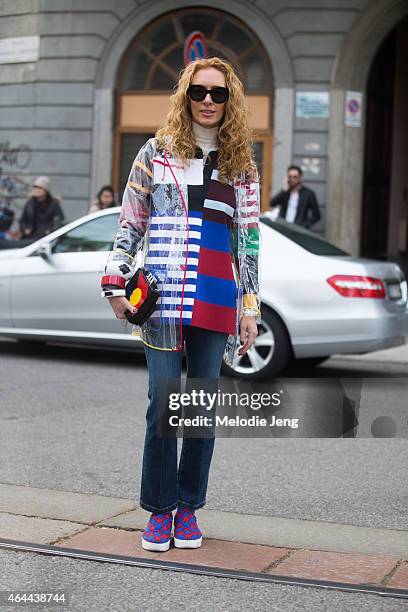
[361,16,408,275]
[113,8,274,211]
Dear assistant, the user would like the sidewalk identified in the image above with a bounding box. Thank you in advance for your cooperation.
[0,483,407,592]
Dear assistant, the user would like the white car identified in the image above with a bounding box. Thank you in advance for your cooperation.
[0,207,407,380]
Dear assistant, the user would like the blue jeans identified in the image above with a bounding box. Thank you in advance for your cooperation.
[140,325,229,513]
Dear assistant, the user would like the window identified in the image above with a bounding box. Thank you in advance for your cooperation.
[115,8,274,211]
[118,8,273,93]
[53,214,120,254]
[261,216,349,256]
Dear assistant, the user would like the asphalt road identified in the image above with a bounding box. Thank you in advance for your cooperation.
[0,549,407,612]
[0,339,407,611]
[0,340,407,529]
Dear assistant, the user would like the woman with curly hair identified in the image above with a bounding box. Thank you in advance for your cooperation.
[101,57,261,552]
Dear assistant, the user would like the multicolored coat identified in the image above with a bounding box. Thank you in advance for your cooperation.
[103,137,261,367]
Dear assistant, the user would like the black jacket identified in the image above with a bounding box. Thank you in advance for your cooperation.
[270,186,321,228]
[19,196,65,239]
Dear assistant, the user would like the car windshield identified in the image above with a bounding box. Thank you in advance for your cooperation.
[260,215,350,256]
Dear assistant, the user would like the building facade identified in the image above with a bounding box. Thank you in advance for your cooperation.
[0,0,407,269]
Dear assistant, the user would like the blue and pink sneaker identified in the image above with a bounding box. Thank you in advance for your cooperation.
[173,506,203,548]
[141,511,173,552]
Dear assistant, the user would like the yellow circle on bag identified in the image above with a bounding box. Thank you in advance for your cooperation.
[129,287,142,306]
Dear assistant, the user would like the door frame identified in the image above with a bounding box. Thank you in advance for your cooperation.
[113,92,274,212]
[91,0,295,217]
[327,0,408,256]
[113,127,273,212]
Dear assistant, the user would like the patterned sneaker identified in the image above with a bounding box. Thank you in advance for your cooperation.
[173,506,202,548]
[141,511,173,552]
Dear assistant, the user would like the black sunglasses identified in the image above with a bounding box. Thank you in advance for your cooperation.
[187,84,229,104]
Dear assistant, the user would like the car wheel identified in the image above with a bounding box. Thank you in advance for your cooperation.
[221,306,292,380]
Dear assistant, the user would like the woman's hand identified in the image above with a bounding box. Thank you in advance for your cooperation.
[107,296,138,320]
[238,315,258,356]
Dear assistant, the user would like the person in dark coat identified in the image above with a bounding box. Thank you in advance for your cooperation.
[19,175,64,240]
[270,165,321,229]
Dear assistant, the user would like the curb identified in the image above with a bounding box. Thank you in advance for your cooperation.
[0,483,407,593]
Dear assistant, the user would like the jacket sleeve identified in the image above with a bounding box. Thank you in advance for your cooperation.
[52,201,65,230]
[270,189,286,208]
[19,200,34,235]
[89,200,99,214]
[231,176,261,323]
[308,189,321,227]
[103,139,154,280]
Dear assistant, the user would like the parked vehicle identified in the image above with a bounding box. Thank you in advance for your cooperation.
[0,208,406,379]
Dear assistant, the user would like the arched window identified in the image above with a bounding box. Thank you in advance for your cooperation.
[117,8,273,93]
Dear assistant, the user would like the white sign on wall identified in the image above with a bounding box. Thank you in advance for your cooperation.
[301,157,321,176]
[345,91,363,127]
[296,92,330,119]
[0,36,40,64]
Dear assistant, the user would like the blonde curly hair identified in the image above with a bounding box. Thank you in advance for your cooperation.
[155,57,258,183]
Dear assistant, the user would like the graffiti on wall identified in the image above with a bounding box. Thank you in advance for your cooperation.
[0,141,31,169]
[0,141,32,204]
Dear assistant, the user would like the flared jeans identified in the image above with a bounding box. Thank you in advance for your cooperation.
[140,325,229,513]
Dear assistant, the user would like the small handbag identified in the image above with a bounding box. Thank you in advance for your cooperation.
[124,267,160,326]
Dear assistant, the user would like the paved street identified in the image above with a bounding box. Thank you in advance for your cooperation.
[0,338,407,609]
[1,339,407,527]
[2,548,407,612]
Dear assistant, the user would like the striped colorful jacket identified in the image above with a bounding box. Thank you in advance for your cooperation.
[103,137,261,367]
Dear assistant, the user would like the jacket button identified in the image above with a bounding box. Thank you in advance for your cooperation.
[180,264,186,270]
[176,305,182,311]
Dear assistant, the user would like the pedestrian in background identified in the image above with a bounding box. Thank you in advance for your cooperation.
[89,185,118,214]
[270,165,321,229]
[19,176,64,240]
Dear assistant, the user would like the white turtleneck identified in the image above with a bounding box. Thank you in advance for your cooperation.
[192,120,218,158]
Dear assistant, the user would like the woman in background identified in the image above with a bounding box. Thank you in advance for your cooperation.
[89,185,118,213]
[19,175,64,240]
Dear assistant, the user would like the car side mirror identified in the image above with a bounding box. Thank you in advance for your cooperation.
[36,241,52,260]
